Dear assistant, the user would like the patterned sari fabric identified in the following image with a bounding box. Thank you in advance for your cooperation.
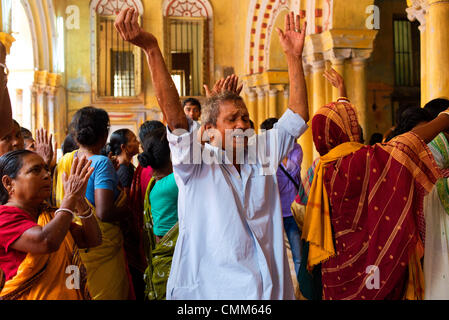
[125,165,148,273]
[55,151,131,300]
[0,208,89,300]
[143,178,178,300]
[305,101,440,300]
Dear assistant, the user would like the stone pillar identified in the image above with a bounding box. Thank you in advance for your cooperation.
[268,87,278,119]
[256,87,267,129]
[15,89,23,125]
[30,85,37,133]
[245,88,258,130]
[311,60,325,160]
[427,0,449,101]
[299,64,314,175]
[46,87,57,137]
[351,52,369,135]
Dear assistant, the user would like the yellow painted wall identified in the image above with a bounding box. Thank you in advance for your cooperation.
[56,0,250,125]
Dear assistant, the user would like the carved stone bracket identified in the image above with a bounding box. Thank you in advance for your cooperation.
[406,0,430,31]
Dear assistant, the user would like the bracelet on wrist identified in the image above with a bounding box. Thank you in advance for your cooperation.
[55,208,76,221]
[337,97,350,102]
[77,208,94,220]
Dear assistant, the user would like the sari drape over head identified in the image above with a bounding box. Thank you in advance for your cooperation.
[303,101,440,300]
[0,208,89,300]
[55,151,130,300]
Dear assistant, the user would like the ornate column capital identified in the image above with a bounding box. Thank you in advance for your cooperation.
[351,49,373,68]
[406,0,430,31]
[323,48,352,65]
[244,86,257,100]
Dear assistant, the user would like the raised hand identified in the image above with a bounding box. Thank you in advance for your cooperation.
[204,75,243,97]
[276,12,307,57]
[35,128,54,167]
[114,8,157,51]
[62,156,94,201]
[324,68,344,89]
[324,68,347,98]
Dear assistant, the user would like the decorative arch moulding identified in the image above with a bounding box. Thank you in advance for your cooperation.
[163,0,213,18]
[91,0,144,16]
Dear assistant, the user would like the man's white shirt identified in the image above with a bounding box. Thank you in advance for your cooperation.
[166,108,308,300]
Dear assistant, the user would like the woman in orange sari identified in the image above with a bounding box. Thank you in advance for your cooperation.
[0,150,101,300]
[302,100,449,300]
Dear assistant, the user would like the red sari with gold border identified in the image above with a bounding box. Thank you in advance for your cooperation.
[307,102,440,300]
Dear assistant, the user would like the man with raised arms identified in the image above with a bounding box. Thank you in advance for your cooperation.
[115,9,309,300]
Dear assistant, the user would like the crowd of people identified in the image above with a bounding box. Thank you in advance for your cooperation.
[0,9,449,300]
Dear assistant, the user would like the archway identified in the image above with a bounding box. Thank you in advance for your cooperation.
[6,0,36,131]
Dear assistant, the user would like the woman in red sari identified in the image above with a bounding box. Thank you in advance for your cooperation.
[302,100,449,300]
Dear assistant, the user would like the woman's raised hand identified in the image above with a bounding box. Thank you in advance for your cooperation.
[62,156,94,201]
[324,68,344,90]
[114,7,158,51]
[276,11,307,58]
[35,128,54,167]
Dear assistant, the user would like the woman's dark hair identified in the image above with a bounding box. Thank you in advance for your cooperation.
[62,134,79,155]
[139,120,165,143]
[260,118,279,131]
[424,98,449,119]
[0,150,33,204]
[138,127,171,170]
[107,129,132,156]
[70,107,110,147]
[386,107,432,142]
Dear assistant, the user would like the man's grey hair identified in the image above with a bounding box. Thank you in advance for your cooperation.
[201,91,245,126]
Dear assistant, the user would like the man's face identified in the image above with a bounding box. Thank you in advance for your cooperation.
[184,103,201,121]
[207,100,252,154]
[0,122,24,156]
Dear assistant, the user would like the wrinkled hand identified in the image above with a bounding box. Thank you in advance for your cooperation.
[324,68,345,89]
[114,7,158,52]
[35,128,54,167]
[276,12,307,57]
[62,156,94,201]
[204,75,243,97]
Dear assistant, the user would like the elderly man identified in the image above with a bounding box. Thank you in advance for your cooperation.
[115,9,309,300]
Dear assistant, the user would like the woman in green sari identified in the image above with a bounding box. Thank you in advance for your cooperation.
[138,127,179,300]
